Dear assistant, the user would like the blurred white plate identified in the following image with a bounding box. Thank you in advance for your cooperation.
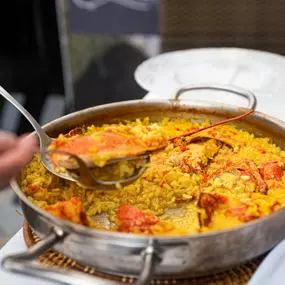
[249,238,285,285]
[135,47,285,101]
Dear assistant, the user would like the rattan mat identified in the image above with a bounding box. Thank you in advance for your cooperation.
[23,220,264,284]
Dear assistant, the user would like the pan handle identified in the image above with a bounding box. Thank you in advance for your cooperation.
[174,84,257,110]
[2,228,160,285]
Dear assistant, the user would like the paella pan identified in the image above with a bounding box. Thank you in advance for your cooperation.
[4,85,285,285]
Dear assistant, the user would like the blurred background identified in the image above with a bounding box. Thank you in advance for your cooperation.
[1,0,285,247]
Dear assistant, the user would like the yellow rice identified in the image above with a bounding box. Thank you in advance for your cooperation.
[20,117,285,235]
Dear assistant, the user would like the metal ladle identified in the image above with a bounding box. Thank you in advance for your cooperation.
[0,86,149,189]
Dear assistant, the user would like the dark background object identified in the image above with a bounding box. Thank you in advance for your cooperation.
[69,0,159,35]
[0,0,154,130]
[74,43,147,110]
[0,0,64,135]
[161,0,285,54]
[69,0,159,111]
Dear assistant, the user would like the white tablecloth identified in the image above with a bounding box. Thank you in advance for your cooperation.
[0,229,50,285]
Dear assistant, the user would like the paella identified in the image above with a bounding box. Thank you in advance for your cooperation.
[20,116,285,236]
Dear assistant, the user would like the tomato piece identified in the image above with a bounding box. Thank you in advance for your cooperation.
[260,161,283,181]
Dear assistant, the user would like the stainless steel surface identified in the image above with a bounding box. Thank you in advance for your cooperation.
[44,150,149,190]
[174,84,257,109]
[2,229,120,285]
[2,227,158,285]
[0,85,147,189]
[4,84,285,284]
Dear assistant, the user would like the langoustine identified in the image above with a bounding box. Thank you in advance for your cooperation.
[49,109,254,170]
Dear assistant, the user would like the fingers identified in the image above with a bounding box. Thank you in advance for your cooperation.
[0,134,38,188]
[17,133,30,143]
[19,134,39,153]
[18,133,39,148]
[0,131,17,155]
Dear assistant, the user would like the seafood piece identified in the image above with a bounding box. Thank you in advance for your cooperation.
[169,109,254,142]
[260,161,283,182]
[50,109,253,170]
[50,129,165,169]
[65,127,83,138]
[197,193,227,227]
[185,134,236,148]
[44,196,88,226]
[170,139,222,174]
[117,204,160,234]
[206,159,267,194]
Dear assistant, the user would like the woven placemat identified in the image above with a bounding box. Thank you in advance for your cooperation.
[23,221,264,284]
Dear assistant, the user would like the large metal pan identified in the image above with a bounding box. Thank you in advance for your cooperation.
[3,85,285,285]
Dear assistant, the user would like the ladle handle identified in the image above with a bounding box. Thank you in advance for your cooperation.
[0,85,51,146]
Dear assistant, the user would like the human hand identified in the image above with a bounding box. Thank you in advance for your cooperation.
[0,131,38,188]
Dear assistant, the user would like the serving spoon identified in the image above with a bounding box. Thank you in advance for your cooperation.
[0,86,149,189]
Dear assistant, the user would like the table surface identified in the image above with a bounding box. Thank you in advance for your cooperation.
[0,228,51,285]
